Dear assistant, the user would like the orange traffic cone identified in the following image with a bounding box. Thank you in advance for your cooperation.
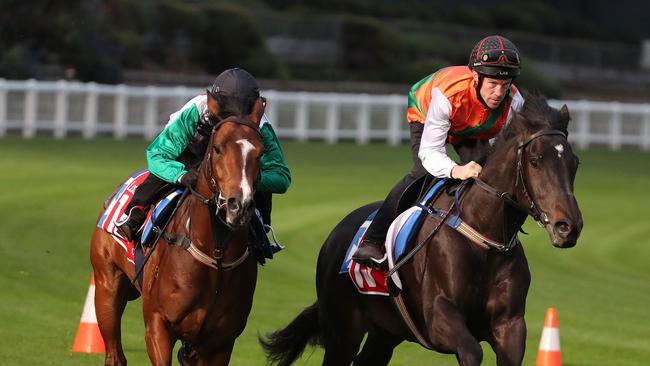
[72,275,105,353]
[536,307,562,366]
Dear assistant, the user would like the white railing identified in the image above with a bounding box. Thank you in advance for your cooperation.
[1,79,649,151]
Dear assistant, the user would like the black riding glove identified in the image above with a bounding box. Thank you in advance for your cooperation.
[187,114,217,158]
[197,113,217,137]
[179,168,198,188]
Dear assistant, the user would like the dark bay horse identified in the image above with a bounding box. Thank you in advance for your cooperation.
[261,94,583,366]
[90,117,264,365]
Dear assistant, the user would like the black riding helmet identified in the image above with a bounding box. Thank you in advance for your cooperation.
[208,68,260,117]
[468,35,521,79]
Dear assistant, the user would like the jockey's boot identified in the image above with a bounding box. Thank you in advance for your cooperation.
[352,239,385,267]
[116,206,146,242]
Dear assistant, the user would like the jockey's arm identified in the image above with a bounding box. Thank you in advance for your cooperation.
[257,117,291,194]
[418,89,459,179]
[146,104,199,184]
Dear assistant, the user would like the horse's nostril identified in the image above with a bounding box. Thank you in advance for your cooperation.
[554,221,572,238]
[227,197,240,211]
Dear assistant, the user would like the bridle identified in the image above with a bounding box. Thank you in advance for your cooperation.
[188,116,263,217]
[474,129,568,228]
[166,116,262,272]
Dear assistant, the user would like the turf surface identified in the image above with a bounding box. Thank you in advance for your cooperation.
[0,137,648,365]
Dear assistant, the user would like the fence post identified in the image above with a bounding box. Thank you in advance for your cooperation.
[144,86,158,140]
[356,94,370,145]
[643,104,650,151]
[54,80,68,139]
[609,102,621,150]
[387,95,402,146]
[325,94,339,144]
[23,79,37,138]
[296,92,308,142]
[0,79,6,137]
[577,100,590,150]
[114,84,128,139]
[83,82,98,139]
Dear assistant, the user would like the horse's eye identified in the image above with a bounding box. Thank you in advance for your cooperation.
[529,155,542,168]
[213,144,222,155]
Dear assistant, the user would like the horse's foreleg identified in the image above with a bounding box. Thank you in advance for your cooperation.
[144,313,175,366]
[485,249,530,366]
[428,297,483,366]
[488,315,526,366]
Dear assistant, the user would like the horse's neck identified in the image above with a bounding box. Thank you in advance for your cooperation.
[460,148,523,242]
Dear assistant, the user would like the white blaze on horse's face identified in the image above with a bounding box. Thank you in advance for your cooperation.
[236,139,255,204]
[554,144,564,158]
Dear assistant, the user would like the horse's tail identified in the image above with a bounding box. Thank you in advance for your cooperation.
[259,301,321,366]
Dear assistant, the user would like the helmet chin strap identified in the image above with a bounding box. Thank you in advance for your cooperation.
[475,74,490,109]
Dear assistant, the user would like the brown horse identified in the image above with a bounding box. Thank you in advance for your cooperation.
[90,117,264,365]
[261,94,583,366]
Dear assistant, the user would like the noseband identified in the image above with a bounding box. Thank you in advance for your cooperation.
[474,129,567,227]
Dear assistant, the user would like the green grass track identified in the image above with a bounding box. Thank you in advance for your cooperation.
[0,137,648,365]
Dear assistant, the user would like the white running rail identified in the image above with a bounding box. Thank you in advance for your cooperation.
[1,79,649,150]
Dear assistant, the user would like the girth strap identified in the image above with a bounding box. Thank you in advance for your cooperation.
[392,294,433,349]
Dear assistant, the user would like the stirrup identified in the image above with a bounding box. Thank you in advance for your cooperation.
[264,224,285,252]
[353,243,388,268]
[370,252,388,264]
[115,206,144,226]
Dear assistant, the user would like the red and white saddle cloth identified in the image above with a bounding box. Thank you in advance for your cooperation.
[96,169,151,264]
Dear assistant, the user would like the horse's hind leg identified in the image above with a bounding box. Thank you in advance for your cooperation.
[322,335,363,366]
[353,329,402,366]
[194,341,235,366]
[320,301,365,366]
[94,273,135,365]
[91,233,139,366]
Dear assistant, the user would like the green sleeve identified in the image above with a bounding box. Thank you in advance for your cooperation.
[146,105,200,183]
[257,122,291,193]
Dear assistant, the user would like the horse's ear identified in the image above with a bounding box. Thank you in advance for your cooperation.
[206,90,221,117]
[504,110,527,140]
[247,97,266,126]
[557,104,570,135]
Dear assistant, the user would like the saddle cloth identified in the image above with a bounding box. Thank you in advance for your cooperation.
[97,169,182,263]
[340,179,448,296]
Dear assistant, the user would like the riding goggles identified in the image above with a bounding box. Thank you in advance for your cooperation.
[478,49,520,65]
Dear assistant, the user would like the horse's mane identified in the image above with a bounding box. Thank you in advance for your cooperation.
[477,91,569,164]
